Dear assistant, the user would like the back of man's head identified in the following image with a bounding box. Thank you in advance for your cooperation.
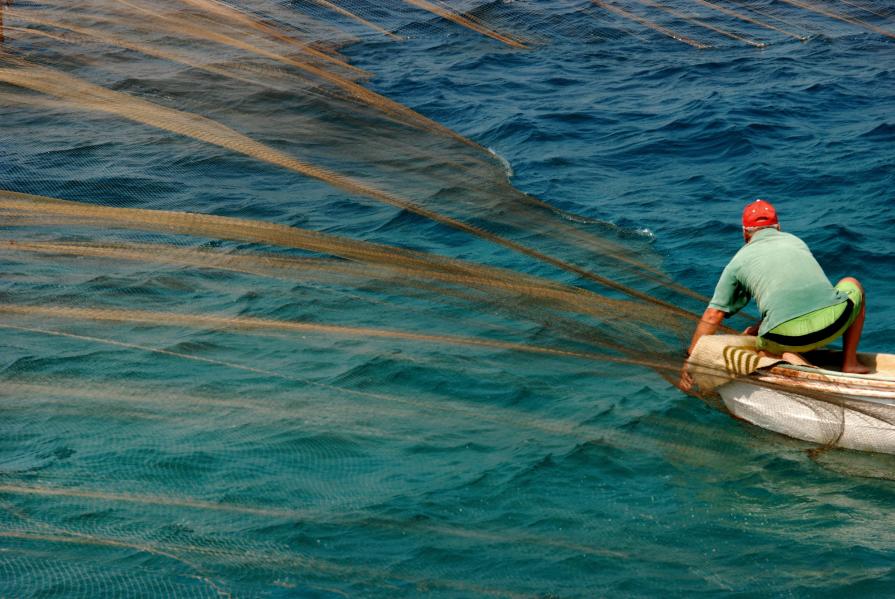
[742,199,779,230]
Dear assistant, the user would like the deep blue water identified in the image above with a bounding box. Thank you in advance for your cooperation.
[1,1,894,597]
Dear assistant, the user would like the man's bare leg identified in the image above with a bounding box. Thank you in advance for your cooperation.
[782,351,812,366]
[840,277,870,374]
[757,350,812,367]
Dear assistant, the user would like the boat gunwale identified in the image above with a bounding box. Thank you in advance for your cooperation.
[748,370,895,403]
[762,364,895,389]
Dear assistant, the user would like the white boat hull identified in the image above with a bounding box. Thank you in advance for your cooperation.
[719,379,895,454]
[688,335,895,454]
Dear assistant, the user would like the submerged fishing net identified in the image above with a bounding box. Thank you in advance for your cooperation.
[1,0,893,595]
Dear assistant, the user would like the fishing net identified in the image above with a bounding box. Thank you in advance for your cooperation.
[1,0,893,595]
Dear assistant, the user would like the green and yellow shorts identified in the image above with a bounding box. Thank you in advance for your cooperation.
[756,280,863,354]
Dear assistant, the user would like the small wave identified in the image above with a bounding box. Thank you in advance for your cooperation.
[555,210,605,226]
[860,122,895,141]
[571,207,658,239]
[487,146,514,178]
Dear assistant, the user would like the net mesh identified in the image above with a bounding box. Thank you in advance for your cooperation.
[0,0,893,595]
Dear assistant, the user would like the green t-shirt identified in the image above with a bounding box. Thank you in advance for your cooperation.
[708,228,848,335]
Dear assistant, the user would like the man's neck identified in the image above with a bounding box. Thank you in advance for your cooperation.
[746,226,779,243]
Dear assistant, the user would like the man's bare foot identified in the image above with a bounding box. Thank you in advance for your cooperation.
[842,360,871,374]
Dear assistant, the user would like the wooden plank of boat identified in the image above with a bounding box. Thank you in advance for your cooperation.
[752,367,895,402]
[750,351,895,403]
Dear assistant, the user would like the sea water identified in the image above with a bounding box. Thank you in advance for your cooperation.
[0,1,894,596]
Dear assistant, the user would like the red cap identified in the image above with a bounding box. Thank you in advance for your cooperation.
[742,199,778,228]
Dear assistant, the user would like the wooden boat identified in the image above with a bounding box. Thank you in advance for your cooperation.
[687,335,895,454]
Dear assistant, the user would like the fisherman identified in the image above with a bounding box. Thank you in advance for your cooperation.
[680,199,868,392]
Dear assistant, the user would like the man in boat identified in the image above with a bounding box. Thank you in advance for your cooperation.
[680,199,868,392]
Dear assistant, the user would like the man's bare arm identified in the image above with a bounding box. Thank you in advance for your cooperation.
[687,307,727,357]
[679,307,727,392]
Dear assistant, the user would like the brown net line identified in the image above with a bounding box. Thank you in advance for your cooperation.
[0,32,698,300]
[628,0,767,47]
[0,33,700,308]
[0,0,886,428]
[1,1,894,594]
[1,189,882,432]
[0,0,886,406]
[690,0,808,41]
[4,0,887,302]
[0,191,687,361]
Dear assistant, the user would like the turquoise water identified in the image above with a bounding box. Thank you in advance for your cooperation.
[1,1,894,596]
